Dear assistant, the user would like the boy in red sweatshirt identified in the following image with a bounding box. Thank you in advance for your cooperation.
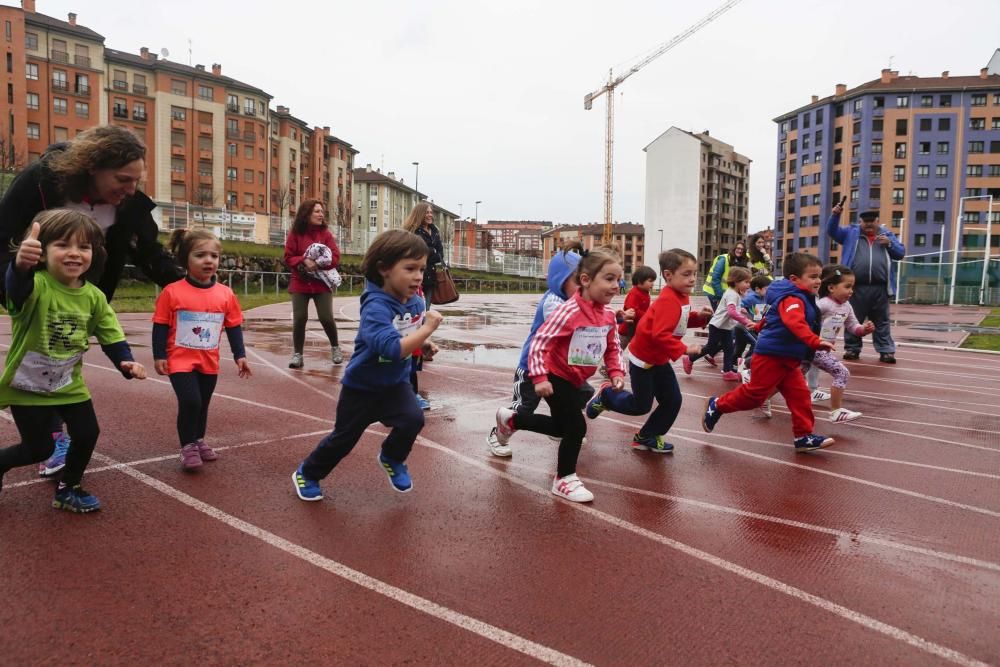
[586,249,711,453]
[617,265,656,350]
[702,252,837,452]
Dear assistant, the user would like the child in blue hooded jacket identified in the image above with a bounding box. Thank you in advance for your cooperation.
[293,230,442,501]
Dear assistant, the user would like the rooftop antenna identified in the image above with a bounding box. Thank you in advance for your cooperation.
[887,55,894,69]
[160,47,170,61]
[187,38,192,66]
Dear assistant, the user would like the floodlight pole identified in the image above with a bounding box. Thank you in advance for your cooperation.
[979,195,995,305]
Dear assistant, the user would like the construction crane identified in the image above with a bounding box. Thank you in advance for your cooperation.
[584,0,743,245]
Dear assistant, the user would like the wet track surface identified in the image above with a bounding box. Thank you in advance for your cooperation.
[1,294,998,665]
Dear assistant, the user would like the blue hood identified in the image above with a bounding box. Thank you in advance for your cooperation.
[515,251,581,370]
[342,281,425,391]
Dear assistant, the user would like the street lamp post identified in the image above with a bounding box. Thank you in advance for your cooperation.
[949,194,995,306]
[412,161,419,201]
[475,200,482,224]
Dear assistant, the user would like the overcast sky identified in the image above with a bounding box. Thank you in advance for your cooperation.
[26,0,1000,231]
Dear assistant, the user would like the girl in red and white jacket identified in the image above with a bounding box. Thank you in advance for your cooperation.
[494,247,625,503]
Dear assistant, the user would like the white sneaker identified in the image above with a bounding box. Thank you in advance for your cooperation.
[331,347,344,364]
[551,473,594,503]
[759,400,772,418]
[740,368,752,385]
[495,407,516,446]
[811,389,831,402]
[487,427,512,457]
[548,435,588,444]
[288,353,304,369]
[829,407,862,423]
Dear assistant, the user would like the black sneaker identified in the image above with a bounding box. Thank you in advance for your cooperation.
[879,353,897,364]
[702,396,722,433]
[842,351,860,361]
[793,434,835,452]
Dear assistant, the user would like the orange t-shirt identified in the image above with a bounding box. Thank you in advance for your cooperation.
[152,279,243,374]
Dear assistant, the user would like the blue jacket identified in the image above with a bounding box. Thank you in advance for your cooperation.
[516,250,581,370]
[754,278,820,361]
[740,291,768,322]
[342,282,425,391]
[826,213,905,294]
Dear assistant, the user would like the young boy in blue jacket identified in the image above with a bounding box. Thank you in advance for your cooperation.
[293,230,442,501]
[702,252,837,452]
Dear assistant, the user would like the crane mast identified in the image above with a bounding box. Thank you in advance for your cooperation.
[584,0,743,246]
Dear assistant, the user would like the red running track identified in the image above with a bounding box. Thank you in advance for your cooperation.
[0,294,998,665]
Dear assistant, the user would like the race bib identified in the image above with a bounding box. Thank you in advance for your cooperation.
[821,313,847,340]
[176,310,224,350]
[11,350,82,394]
[751,304,768,322]
[568,326,610,366]
[673,304,691,337]
[378,311,423,363]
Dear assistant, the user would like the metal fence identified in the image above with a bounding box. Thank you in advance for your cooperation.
[895,250,1000,306]
[203,269,544,296]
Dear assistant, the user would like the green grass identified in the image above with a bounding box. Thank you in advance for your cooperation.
[975,307,1000,328]
[960,307,1000,351]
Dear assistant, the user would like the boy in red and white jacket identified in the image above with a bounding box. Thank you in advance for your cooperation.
[617,265,656,350]
[585,248,711,453]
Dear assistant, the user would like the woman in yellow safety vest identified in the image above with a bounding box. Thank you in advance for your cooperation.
[702,241,748,310]
[747,232,774,277]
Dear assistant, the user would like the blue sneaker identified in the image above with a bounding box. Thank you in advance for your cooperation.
[378,452,412,493]
[415,394,431,411]
[794,434,835,452]
[702,396,722,433]
[292,464,323,501]
[52,484,100,513]
[631,432,674,453]
[38,432,71,477]
[585,383,611,420]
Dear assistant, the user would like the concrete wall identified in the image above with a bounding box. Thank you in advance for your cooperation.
[644,127,701,287]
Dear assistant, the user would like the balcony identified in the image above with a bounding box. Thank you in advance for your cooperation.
[50,50,68,63]
[198,149,213,161]
[133,83,147,95]
[74,54,91,68]
[868,199,881,209]
[132,110,147,122]
[779,131,788,141]
[75,83,90,95]
[112,80,128,91]
[243,108,256,117]
[51,78,68,92]
[243,132,257,142]
[871,177,881,186]
[873,107,884,117]
[199,124,212,136]
[227,103,239,113]
[171,119,186,131]
[199,174,213,186]
[853,111,862,120]
[872,131,883,140]
[226,128,240,139]
[112,106,128,119]
[851,133,861,143]
[170,145,185,157]
[872,154,882,163]
[171,170,186,183]
[851,156,860,164]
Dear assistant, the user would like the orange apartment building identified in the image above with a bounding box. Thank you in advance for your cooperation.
[0,1,357,240]
[540,223,646,277]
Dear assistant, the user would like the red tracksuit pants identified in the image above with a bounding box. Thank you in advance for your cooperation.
[715,353,815,437]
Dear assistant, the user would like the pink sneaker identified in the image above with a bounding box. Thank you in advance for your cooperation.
[180,443,203,470]
[682,356,693,375]
[722,371,740,381]
[195,439,218,462]
[705,355,718,367]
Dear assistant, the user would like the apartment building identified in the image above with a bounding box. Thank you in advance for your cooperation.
[540,223,645,277]
[480,220,552,255]
[0,1,357,238]
[644,127,751,278]
[352,165,457,240]
[773,65,1000,270]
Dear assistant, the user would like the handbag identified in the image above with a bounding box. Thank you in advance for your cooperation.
[431,265,459,305]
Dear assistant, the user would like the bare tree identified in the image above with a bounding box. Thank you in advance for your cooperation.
[193,188,216,208]
[273,182,291,229]
[0,136,24,198]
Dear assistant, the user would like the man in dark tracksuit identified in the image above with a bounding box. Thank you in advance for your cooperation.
[826,203,906,364]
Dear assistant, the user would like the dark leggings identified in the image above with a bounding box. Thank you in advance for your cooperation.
[734,325,757,364]
[511,374,588,478]
[291,291,339,353]
[0,400,99,487]
[602,362,682,437]
[169,371,219,446]
[690,324,736,372]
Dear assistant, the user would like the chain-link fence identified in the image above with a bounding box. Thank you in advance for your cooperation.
[895,250,1000,306]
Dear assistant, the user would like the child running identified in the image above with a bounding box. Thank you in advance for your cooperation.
[735,273,772,375]
[684,266,755,381]
[487,243,584,457]
[702,252,837,452]
[293,230,441,501]
[152,229,252,470]
[494,247,624,502]
[0,210,146,512]
[585,249,711,453]
[807,264,875,423]
[617,265,655,351]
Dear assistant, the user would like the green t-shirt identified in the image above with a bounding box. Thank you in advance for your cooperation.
[0,270,125,407]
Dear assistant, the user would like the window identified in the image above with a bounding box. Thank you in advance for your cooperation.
[871,119,883,132]
[26,62,38,80]
[891,212,903,228]
[896,95,909,108]
[939,95,952,107]
[171,106,187,121]
[919,141,930,155]
[258,171,265,185]
[915,234,926,247]
[834,148,842,165]
[871,142,883,155]
[916,188,928,201]
[851,166,860,179]
[52,98,67,115]
[25,31,37,50]
[937,142,949,155]
[968,165,984,177]
[993,118,1000,130]
[27,123,39,139]
[812,194,821,205]
[920,95,933,107]
[133,73,147,94]
[895,119,908,135]
[244,192,254,207]
[990,165,1000,177]
[815,151,823,163]
[919,118,932,132]
[933,211,945,224]
[869,187,881,199]
[75,73,88,94]
[892,188,904,204]
[243,169,254,183]
[244,98,256,115]
[815,108,824,124]
[26,92,39,110]
[970,141,985,153]
[917,165,929,177]
[113,99,127,118]
[934,188,946,201]
[850,189,859,201]
[171,79,187,95]
[53,127,67,142]
[970,117,986,131]
[802,154,810,165]
[226,167,237,181]
[74,101,88,118]
[227,94,238,112]
[992,141,1000,153]
[790,139,797,153]
[894,142,906,158]
[935,165,948,178]
[915,211,927,224]
[227,143,237,157]
[932,233,942,247]
[962,212,980,224]
[133,101,146,121]
[802,135,811,149]
[966,188,983,197]
[813,173,822,184]
[244,145,254,159]
[112,70,127,90]
[893,166,905,181]
[995,94,1000,105]
[971,94,986,107]
[870,165,882,178]
[834,127,843,143]
[853,99,863,112]
[800,175,809,186]
[197,85,213,100]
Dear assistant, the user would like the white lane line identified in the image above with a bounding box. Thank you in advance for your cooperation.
[843,389,1000,417]
[489,456,1000,573]
[93,453,589,667]
[846,387,1000,411]
[400,432,988,667]
[593,415,1000,519]
[245,347,337,401]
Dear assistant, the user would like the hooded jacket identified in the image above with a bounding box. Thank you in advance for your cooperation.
[826,212,905,294]
[341,281,425,391]
[0,143,183,302]
[516,250,581,371]
[754,278,821,360]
